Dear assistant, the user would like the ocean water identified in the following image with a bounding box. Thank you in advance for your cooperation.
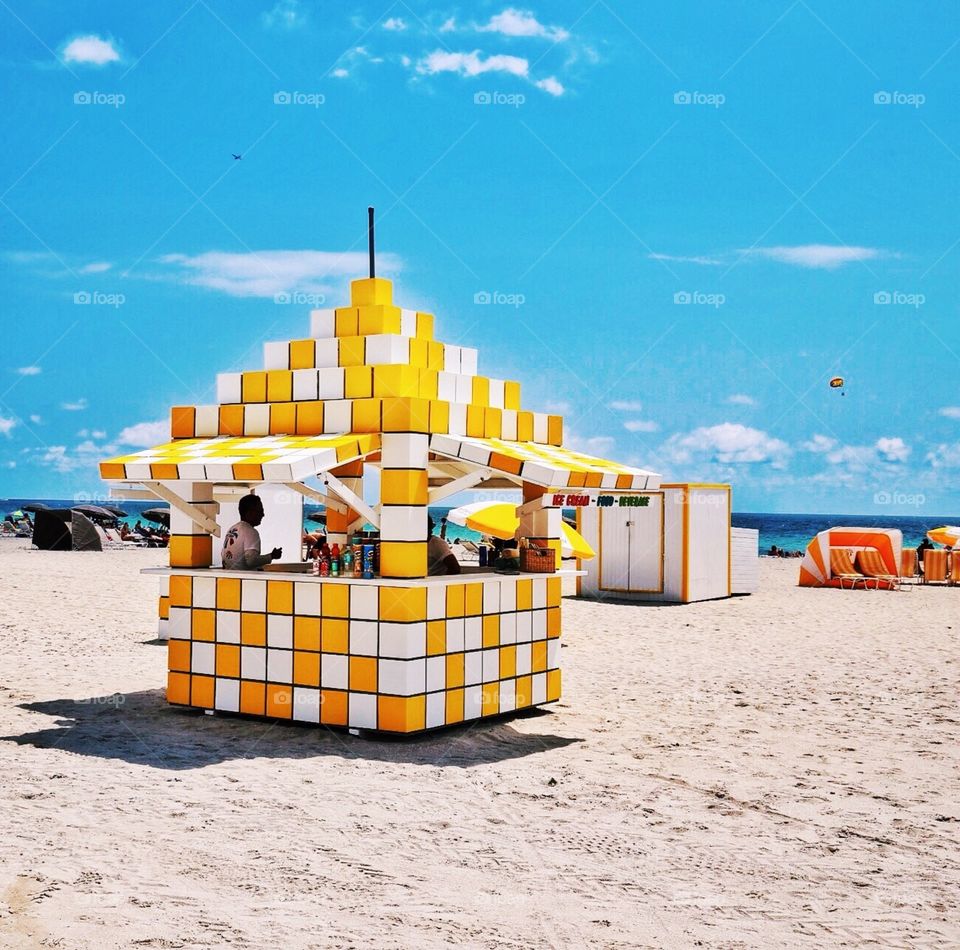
[731,512,959,554]
[2,499,955,554]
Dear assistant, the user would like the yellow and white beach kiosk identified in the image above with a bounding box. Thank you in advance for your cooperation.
[98,215,752,733]
[98,221,669,734]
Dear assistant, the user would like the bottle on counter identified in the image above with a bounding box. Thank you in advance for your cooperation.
[342,544,353,575]
[362,543,375,579]
[330,543,341,576]
[478,544,488,567]
[351,535,363,577]
[319,542,331,577]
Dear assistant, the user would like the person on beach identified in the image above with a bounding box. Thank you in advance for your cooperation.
[916,537,934,574]
[222,494,282,571]
[427,515,460,576]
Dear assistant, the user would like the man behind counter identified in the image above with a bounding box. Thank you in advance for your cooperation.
[222,494,282,571]
[427,515,461,576]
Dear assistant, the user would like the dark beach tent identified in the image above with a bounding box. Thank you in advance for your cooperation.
[32,508,72,550]
[71,510,102,552]
[142,507,170,526]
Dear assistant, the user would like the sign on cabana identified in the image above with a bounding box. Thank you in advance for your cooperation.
[550,492,654,508]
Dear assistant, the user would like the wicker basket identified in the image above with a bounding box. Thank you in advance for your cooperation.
[520,545,556,573]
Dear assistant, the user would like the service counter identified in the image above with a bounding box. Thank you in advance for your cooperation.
[150,565,573,733]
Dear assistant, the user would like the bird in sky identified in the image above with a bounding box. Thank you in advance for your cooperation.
[232,153,242,160]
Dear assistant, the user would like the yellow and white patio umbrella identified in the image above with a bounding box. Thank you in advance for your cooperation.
[445,502,596,559]
[927,525,960,547]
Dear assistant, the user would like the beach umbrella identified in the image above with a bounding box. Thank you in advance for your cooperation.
[103,505,128,518]
[141,507,170,526]
[306,511,327,524]
[23,503,50,513]
[71,504,117,522]
[8,510,24,519]
[446,501,596,559]
[927,526,960,547]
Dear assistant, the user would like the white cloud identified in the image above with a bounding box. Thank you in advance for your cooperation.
[727,393,755,406]
[417,49,529,79]
[876,436,910,463]
[439,17,457,32]
[62,35,120,66]
[91,429,107,439]
[331,68,349,78]
[478,9,570,42]
[801,434,837,453]
[939,406,960,420]
[118,420,168,447]
[159,249,402,298]
[821,437,910,469]
[608,400,642,411]
[79,261,112,274]
[623,420,659,433]
[927,442,960,469]
[662,423,790,467]
[565,433,616,457]
[0,416,16,437]
[534,76,564,96]
[262,0,305,30]
[739,244,882,269]
[29,414,42,425]
[649,252,724,266]
[383,17,407,31]
[61,398,88,411]
[17,366,41,376]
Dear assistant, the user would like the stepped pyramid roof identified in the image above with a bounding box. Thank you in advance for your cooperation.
[100,276,660,491]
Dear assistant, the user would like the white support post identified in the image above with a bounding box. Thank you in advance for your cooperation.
[143,481,221,537]
[324,472,380,529]
[427,467,493,506]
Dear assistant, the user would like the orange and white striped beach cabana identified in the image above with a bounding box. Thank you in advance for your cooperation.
[798,527,902,588]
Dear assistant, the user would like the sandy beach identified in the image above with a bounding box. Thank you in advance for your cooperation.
[0,542,957,949]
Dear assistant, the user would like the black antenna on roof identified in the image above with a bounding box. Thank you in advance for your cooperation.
[367,206,375,278]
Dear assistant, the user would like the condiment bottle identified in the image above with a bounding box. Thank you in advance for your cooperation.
[330,543,340,576]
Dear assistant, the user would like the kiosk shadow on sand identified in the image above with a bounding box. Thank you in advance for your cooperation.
[3,690,581,771]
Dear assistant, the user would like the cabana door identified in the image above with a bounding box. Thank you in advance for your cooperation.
[598,496,664,593]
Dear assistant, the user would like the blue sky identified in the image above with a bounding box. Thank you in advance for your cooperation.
[1,0,959,514]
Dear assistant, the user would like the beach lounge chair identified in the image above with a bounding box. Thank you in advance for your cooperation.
[900,548,918,584]
[459,540,481,561]
[855,549,902,590]
[922,549,948,584]
[949,554,960,586]
[829,548,869,589]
